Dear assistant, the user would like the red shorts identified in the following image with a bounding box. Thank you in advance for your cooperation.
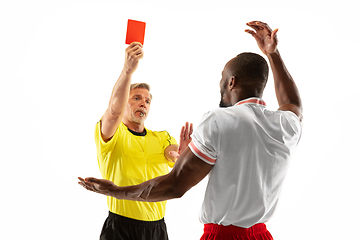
[200,223,273,240]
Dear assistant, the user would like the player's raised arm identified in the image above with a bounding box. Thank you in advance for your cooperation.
[246,21,302,120]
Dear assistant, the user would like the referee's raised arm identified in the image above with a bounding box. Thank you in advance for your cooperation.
[101,42,144,142]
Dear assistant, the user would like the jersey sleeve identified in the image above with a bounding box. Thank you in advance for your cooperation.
[164,131,178,149]
[278,110,302,145]
[189,111,220,165]
[94,120,119,156]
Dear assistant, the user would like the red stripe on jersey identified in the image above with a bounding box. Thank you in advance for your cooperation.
[235,99,266,106]
[190,141,216,163]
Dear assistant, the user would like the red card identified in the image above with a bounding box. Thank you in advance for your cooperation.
[125,19,146,45]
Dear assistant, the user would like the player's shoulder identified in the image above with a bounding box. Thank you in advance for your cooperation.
[209,105,249,119]
[202,107,225,117]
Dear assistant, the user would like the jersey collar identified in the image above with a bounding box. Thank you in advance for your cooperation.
[234,97,266,107]
[127,127,147,136]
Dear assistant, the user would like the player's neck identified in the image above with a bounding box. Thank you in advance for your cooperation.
[231,89,262,105]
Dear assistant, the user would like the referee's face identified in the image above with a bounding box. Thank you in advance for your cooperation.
[125,88,152,125]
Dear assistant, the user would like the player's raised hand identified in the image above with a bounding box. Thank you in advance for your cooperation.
[124,42,144,74]
[245,21,278,55]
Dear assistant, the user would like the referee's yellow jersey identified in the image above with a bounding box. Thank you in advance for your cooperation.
[95,121,177,221]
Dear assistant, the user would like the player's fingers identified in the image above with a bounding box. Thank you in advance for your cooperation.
[245,29,256,35]
[271,28,279,41]
[245,29,261,42]
[255,21,273,34]
[85,177,101,184]
[78,181,85,187]
[78,181,93,192]
[78,177,91,189]
[246,21,262,31]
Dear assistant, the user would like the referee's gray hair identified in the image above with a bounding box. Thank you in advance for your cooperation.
[130,83,153,100]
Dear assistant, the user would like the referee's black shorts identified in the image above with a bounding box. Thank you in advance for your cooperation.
[100,211,169,240]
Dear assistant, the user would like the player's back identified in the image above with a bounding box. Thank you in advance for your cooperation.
[198,98,302,227]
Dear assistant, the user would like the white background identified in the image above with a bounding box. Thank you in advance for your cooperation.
[1,0,359,239]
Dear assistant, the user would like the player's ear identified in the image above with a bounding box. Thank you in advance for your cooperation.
[229,76,236,90]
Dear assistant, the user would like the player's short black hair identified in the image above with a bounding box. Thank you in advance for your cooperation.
[228,52,269,91]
